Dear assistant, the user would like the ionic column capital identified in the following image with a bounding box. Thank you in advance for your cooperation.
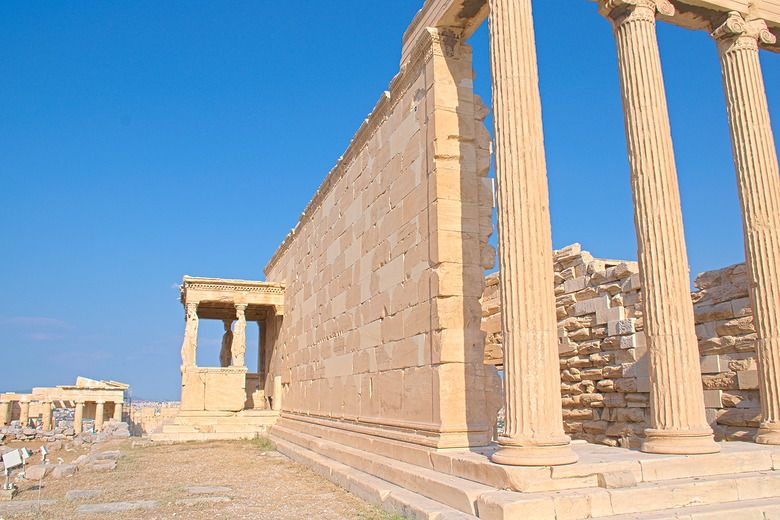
[712,12,776,53]
[599,0,674,23]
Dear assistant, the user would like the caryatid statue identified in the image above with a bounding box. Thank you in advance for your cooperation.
[231,304,248,368]
[180,302,199,369]
[220,319,233,368]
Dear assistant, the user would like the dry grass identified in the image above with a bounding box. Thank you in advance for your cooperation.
[0,439,400,519]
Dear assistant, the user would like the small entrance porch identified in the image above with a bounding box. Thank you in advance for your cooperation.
[152,276,285,441]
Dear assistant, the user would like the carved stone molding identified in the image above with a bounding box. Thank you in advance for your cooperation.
[599,0,675,23]
[712,12,777,53]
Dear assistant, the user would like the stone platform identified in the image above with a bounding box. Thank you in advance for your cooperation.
[149,409,279,442]
[270,417,780,519]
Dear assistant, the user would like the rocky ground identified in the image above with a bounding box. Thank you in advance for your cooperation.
[0,438,398,519]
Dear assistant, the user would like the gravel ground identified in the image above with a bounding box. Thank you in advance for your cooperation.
[0,438,397,519]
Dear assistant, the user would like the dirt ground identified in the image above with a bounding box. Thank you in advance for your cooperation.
[0,438,397,519]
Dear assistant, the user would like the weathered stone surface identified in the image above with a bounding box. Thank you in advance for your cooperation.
[176,496,232,506]
[23,464,53,481]
[65,489,101,501]
[51,463,77,479]
[0,500,57,513]
[75,500,159,513]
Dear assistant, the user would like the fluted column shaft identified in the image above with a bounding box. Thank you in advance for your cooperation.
[714,13,780,445]
[41,401,53,431]
[0,401,11,426]
[231,304,248,368]
[600,0,719,454]
[487,0,577,466]
[180,302,199,369]
[19,400,30,427]
[113,402,124,422]
[74,401,84,434]
[95,401,105,431]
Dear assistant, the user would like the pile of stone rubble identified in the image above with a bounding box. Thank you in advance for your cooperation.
[0,421,131,484]
[0,419,129,444]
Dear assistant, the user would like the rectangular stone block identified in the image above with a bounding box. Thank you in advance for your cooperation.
[607,319,635,336]
[737,370,759,390]
[477,491,556,520]
[572,296,610,317]
[700,355,722,374]
[703,390,723,408]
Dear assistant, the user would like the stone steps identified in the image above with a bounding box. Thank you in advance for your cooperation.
[600,496,780,519]
[274,437,476,520]
[162,422,272,433]
[149,431,265,442]
[173,414,277,426]
[274,416,779,492]
[273,424,493,516]
[271,423,780,520]
[148,410,280,441]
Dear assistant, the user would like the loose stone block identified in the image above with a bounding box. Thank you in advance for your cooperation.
[75,500,159,513]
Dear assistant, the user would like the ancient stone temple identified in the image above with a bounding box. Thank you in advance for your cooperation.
[1,377,128,433]
[151,277,284,440]
[161,0,780,517]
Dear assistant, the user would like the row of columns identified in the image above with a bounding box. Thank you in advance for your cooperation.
[71,400,124,433]
[488,0,780,465]
[0,399,122,433]
[180,302,248,369]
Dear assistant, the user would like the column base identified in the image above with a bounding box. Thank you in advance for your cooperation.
[755,422,780,445]
[491,439,578,466]
[641,428,720,455]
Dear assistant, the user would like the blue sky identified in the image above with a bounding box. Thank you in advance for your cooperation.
[1,1,778,399]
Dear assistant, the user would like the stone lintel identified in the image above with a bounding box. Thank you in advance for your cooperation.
[401,0,488,65]
[401,0,780,57]
[180,276,285,320]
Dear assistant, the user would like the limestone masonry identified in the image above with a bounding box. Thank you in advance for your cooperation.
[482,244,767,447]
[149,0,780,517]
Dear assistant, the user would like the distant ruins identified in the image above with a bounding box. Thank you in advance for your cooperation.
[0,377,127,434]
[159,0,780,517]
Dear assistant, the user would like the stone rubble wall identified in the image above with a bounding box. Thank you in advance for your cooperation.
[481,243,760,447]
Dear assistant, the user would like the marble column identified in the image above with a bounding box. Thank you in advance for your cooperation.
[74,401,84,434]
[487,0,577,466]
[713,12,780,445]
[0,401,11,426]
[113,402,124,422]
[599,0,719,454]
[41,401,53,431]
[231,304,248,368]
[95,401,105,431]
[272,375,283,412]
[19,399,30,427]
[220,319,233,368]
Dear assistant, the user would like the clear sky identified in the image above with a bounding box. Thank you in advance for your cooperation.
[1,1,778,399]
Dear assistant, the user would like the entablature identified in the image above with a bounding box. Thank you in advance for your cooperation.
[401,0,780,60]
[180,276,285,319]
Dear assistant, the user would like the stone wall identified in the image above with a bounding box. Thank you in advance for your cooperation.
[694,263,760,441]
[128,404,179,436]
[264,29,500,448]
[481,243,760,446]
